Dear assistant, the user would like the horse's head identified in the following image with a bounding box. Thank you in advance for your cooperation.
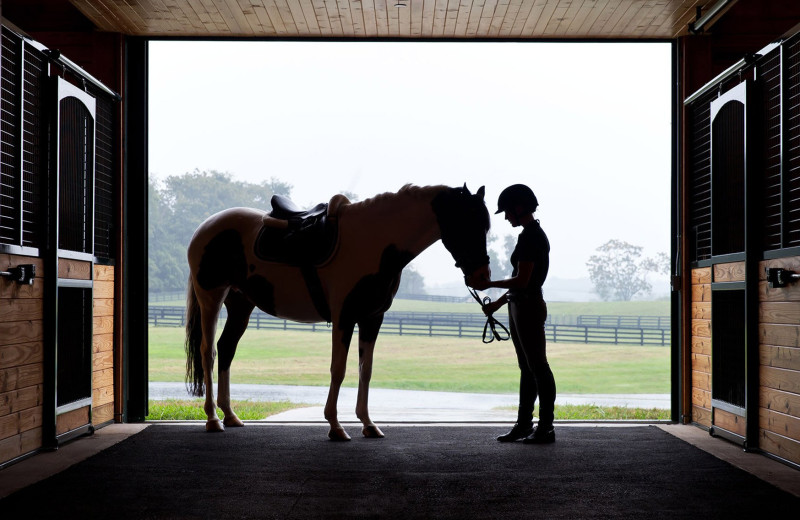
[431,184,491,283]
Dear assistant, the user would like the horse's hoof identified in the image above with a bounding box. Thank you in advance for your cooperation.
[362,425,385,438]
[206,419,225,432]
[223,415,244,427]
[328,427,352,441]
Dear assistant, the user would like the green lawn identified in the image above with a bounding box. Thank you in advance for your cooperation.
[147,399,305,420]
[149,326,670,395]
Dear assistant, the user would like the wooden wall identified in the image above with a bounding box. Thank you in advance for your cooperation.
[0,258,116,466]
[690,259,800,465]
[93,264,115,425]
[690,267,712,428]
[0,255,44,464]
[759,257,800,465]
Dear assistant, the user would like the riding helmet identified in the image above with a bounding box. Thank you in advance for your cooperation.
[495,184,538,214]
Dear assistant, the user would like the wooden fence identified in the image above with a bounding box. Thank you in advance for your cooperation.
[148,306,670,346]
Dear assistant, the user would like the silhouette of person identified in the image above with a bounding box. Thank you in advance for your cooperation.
[467,184,556,444]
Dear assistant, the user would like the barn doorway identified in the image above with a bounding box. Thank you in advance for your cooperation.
[146,41,674,423]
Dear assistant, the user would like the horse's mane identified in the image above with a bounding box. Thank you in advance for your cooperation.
[340,184,447,215]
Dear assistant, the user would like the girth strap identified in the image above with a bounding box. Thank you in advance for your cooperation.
[301,265,331,323]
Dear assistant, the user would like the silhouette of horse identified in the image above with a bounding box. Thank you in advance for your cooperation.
[185,184,490,440]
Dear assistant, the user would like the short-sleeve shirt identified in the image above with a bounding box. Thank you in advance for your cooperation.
[509,220,550,297]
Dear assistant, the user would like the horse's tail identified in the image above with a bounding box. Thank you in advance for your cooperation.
[184,276,205,397]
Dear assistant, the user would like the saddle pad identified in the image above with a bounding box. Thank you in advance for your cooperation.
[254,214,339,267]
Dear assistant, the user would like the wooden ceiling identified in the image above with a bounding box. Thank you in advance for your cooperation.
[68,0,706,39]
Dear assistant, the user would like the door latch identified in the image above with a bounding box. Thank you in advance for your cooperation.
[0,264,36,285]
[765,267,800,288]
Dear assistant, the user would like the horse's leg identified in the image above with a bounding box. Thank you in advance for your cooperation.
[197,287,227,432]
[356,314,385,439]
[217,290,255,428]
[325,324,355,441]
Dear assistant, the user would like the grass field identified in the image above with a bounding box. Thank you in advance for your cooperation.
[147,399,305,420]
[149,326,670,395]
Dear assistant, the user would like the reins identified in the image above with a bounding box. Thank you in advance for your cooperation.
[467,287,510,344]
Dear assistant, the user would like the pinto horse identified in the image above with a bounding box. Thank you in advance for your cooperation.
[184,184,490,440]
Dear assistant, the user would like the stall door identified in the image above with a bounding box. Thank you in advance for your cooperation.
[708,82,748,439]
[47,78,96,445]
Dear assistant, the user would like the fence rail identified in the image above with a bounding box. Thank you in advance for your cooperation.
[149,306,670,346]
[576,314,670,330]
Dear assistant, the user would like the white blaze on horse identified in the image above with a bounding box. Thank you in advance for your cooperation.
[184,184,491,440]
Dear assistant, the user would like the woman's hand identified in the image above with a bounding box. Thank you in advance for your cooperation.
[466,273,491,291]
[482,298,505,316]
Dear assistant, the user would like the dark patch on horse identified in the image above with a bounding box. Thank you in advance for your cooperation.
[218,289,255,372]
[241,275,277,316]
[339,245,413,348]
[196,229,248,290]
[249,264,256,272]
[358,314,385,345]
[339,323,357,352]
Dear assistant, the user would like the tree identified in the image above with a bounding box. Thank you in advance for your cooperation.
[586,239,668,301]
[479,233,510,300]
[148,170,292,292]
[161,170,291,248]
[148,178,189,292]
[339,191,360,202]
[398,265,426,295]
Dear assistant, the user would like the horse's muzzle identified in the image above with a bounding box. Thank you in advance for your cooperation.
[464,264,491,286]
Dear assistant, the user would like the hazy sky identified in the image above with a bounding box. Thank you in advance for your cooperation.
[149,41,672,292]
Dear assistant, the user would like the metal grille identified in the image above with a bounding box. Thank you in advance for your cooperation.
[759,49,783,250]
[0,29,21,245]
[687,91,715,261]
[786,36,800,246]
[56,286,92,407]
[58,96,94,254]
[711,99,746,256]
[90,89,114,260]
[712,290,746,407]
[1,24,117,259]
[21,43,45,249]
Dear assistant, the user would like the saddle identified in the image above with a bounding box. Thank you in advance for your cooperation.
[254,194,339,267]
[269,195,328,221]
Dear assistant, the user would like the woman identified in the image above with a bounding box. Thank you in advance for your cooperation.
[468,184,556,444]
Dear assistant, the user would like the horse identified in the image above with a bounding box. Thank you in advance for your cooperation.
[184,184,491,440]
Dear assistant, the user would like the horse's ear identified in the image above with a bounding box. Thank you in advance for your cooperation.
[462,182,469,194]
[476,186,485,200]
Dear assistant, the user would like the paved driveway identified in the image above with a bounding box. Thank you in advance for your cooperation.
[149,382,670,422]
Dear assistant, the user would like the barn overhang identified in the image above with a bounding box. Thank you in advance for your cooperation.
[2,0,800,471]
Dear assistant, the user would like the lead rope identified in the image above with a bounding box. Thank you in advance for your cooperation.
[467,287,510,344]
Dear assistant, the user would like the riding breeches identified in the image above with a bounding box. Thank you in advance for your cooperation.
[508,298,557,427]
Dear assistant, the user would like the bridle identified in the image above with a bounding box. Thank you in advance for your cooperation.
[435,184,504,343]
[467,286,510,344]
